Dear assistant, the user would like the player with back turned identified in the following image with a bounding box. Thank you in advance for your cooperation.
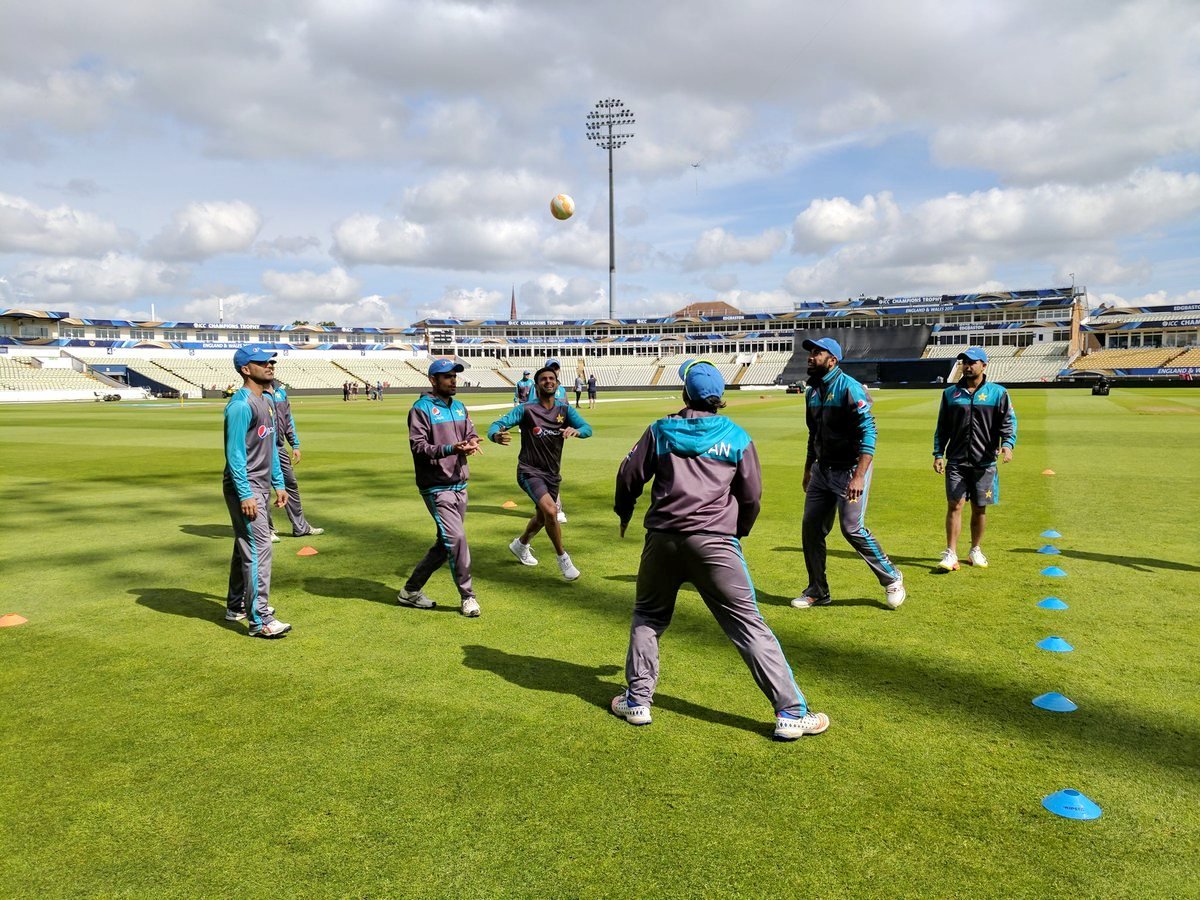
[611,359,828,740]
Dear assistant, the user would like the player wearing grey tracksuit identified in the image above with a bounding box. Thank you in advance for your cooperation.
[611,360,828,739]
[403,388,480,608]
[223,380,286,633]
[267,382,319,537]
[799,359,903,607]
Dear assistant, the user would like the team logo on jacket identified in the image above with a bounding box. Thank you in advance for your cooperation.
[856,399,867,409]
[532,426,542,436]
[257,424,269,438]
[432,407,443,418]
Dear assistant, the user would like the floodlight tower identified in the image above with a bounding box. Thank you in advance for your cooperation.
[586,98,635,319]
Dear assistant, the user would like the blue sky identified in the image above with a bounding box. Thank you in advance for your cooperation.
[1,0,1198,326]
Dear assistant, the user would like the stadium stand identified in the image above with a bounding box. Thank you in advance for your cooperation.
[1069,348,1181,370]
[7,286,1199,401]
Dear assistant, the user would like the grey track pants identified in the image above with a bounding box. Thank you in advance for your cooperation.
[224,484,276,625]
[801,463,900,601]
[624,531,806,717]
[406,489,475,601]
[267,446,312,536]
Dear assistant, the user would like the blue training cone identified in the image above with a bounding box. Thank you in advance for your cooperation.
[1038,597,1069,610]
[1040,529,1063,539]
[1041,566,1068,577]
[1037,636,1074,652]
[1042,789,1102,820]
[1037,545,1062,555]
[1033,692,1078,712]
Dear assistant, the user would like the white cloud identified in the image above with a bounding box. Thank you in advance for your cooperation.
[781,169,1200,298]
[148,201,262,261]
[8,253,188,304]
[0,69,134,134]
[254,234,322,258]
[418,287,507,321]
[683,227,786,270]
[262,266,361,304]
[0,193,134,256]
[792,194,899,253]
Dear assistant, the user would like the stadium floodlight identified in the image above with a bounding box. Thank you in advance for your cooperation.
[586,98,635,320]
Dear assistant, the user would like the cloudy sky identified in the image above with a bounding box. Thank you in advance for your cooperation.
[1,0,1198,326]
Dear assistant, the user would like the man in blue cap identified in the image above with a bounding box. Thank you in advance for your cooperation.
[612,359,828,739]
[794,336,905,610]
[513,370,534,406]
[488,364,592,580]
[223,345,291,637]
[399,358,483,617]
[932,347,1017,571]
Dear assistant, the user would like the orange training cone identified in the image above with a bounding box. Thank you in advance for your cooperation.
[0,614,28,627]
[502,500,518,509]
[297,547,319,557]
[1042,469,1056,476]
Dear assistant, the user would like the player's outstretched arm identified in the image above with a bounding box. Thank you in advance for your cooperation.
[564,405,593,438]
[487,406,523,445]
[732,440,763,537]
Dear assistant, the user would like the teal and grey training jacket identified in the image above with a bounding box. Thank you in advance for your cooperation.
[805,367,877,468]
[933,376,1017,466]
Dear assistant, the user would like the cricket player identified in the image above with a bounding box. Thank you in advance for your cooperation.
[611,360,828,740]
[794,337,905,610]
[487,365,591,581]
[513,370,534,406]
[932,347,1017,570]
[543,358,570,523]
[267,379,324,541]
[400,358,483,617]
[223,345,291,638]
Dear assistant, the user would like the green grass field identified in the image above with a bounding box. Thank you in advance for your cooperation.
[2,387,1198,898]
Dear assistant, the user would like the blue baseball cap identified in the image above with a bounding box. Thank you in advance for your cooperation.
[544,358,561,370]
[523,370,530,375]
[958,347,988,363]
[802,337,843,359]
[428,358,465,376]
[678,358,725,401]
[233,344,276,372]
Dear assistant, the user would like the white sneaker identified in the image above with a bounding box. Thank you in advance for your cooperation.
[225,605,274,621]
[968,546,989,568]
[774,711,830,740]
[270,532,281,543]
[396,587,435,609]
[884,576,906,609]
[509,537,538,567]
[460,597,481,618]
[556,510,568,524]
[296,527,324,536]
[610,694,652,726]
[557,552,580,581]
[790,595,831,608]
[937,549,960,571]
[248,619,291,638]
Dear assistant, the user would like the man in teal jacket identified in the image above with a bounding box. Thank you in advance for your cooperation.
[223,345,290,638]
[932,347,1017,571]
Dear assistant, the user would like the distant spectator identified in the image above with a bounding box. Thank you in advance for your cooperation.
[343,381,350,402]
[376,380,384,401]
[574,374,585,408]
[587,374,597,409]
